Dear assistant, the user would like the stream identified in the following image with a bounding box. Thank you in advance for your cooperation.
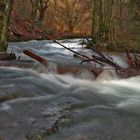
[0,39,140,140]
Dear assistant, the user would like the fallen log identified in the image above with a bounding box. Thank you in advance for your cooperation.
[23,49,140,79]
[81,55,123,70]
[23,49,102,76]
[0,52,16,60]
[53,40,104,66]
[53,40,91,59]
[85,38,123,70]
[23,50,48,65]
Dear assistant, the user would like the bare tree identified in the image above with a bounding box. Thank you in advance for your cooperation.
[56,0,89,33]
[30,0,50,23]
[30,0,38,22]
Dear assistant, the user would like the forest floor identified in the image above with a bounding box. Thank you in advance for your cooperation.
[8,10,89,42]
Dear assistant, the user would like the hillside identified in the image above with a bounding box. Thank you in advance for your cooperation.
[8,10,47,41]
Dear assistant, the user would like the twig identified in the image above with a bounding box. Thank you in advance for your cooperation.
[53,40,89,59]
[53,40,103,66]
[85,38,106,58]
[86,38,122,69]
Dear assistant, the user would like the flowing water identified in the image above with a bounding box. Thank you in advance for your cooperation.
[0,39,140,140]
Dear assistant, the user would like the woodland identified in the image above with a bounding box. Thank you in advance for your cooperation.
[0,1,140,140]
[0,0,140,51]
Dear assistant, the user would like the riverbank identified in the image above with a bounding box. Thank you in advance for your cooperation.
[8,10,91,42]
[8,10,140,52]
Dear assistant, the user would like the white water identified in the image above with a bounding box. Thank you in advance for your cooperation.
[1,66,139,114]
[8,39,128,68]
[0,39,139,140]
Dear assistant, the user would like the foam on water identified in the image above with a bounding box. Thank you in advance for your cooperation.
[1,39,138,140]
[5,39,139,116]
[0,67,139,115]
[0,69,139,140]
[8,39,128,68]
[96,68,120,81]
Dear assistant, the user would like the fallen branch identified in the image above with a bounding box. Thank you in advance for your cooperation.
[53,40,89,59]
[81,55,122,70]
[23,50,48,65]
[53,40,104,66]
[85,38,106,59]
[85,38,123,70]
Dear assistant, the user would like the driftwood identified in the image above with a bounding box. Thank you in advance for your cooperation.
[85,38,123,70]
[23,50,48,65]
[23,40,140,79]
[55,40,140,78]
[0,52,16,60]
[23,49,102,76]
[54,39,122,70]
[53,40,103,66]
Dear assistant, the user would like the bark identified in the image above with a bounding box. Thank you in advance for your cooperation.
[0,0,13,52]
[31,8,37,23]
[91,0,98,43]
[30,0,38,22]
[23,50,48,65]
[65,0,74,33]
[85,38,122,69]
[38,0,49,22]
[119,0,123,31]
[99,0,103,38]
[104,0,116,47]
[38,8,46,22]
[0,52,16,60]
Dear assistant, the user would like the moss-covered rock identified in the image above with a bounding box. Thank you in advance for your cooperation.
[0,0,13,52]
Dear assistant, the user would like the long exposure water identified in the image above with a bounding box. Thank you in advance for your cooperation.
[0,39,140,140]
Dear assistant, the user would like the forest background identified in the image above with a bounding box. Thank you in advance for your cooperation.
[11,0,140,50]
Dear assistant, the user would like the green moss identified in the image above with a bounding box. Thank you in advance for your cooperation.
[0,0,12,52]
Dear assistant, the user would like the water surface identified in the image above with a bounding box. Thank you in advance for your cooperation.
[0,39,139,140]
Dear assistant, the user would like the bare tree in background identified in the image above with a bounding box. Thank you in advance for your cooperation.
[30,0,38,22]
[30,0,50,23]
[56,0,89,33]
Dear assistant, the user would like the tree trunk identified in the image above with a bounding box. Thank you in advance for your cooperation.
[104,0,114,44]
[30,0,38,23]
[119,0,123,32]
[38,8,46,22]
[99,0,103,38]
[91,0,98,44]
[0,0,13,52]
[31,8,37,23]
[38,0,49,23]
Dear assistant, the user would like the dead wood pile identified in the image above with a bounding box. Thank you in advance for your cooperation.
[23,39,140,79]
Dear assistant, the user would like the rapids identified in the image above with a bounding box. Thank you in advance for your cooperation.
[0,39,139,140]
